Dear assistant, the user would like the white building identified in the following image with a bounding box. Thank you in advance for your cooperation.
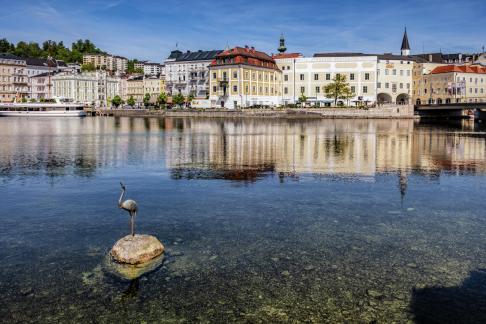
[143,63,163,76]
[275,53,378,106]
[376,54,414,104]
[52,71,120,107]
[82,54,128,74]
[165,49,222,98]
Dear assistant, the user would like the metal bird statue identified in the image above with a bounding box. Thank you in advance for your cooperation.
[119,182,138,236]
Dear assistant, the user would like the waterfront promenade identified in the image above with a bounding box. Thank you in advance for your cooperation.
[86,104,415,119]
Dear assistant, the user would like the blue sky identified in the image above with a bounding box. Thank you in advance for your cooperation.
[1,0,485,62]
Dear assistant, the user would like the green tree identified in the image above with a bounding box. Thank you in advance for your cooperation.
[111,95,122,108]
[127,96,136,106]
[173,93,185,108]
[324,74,352,106]
[81,63,96,72]
[340,87,355,107]
[143,93,151,107]
[298,93,308,107]
[30,98,37,103]
[157,92,168,108]
[0,38,14,53]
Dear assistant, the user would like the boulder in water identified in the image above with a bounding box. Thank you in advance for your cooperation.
[111,234,164,265]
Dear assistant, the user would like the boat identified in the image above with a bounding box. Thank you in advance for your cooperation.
[0,97,86,117]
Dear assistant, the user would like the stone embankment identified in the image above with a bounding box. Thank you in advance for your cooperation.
[87,105,416,119]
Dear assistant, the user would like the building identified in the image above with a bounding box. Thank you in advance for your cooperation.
[82,54,128,73]
[0,53,28,102]
[126,75,144,104]
[143,76,162,103]
[165,49,222,98]
[52,71,120,107]
[29,71,61,100]
[275,53,377,106]
[376,54,414,104]
[414,65,486,104]
[143,63,163,76]
[209,46,282,109]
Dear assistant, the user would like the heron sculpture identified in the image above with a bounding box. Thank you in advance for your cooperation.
[119,182,138,236]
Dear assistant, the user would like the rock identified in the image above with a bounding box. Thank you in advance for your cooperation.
[104,253,164,280]
[281,270,290,277]
[111,234,164,265]
[171,251,184,257]
[304,265,316,271]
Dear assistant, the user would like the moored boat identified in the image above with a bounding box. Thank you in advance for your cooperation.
[0,97,86,117]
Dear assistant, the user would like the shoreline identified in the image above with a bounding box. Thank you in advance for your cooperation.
[87,106,418,119]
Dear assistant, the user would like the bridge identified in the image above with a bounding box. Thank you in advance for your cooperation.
[415,102,486,120]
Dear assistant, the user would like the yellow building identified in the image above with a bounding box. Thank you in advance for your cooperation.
[414,65,486,104]
[126,75,144,104]
[208,46,282,109]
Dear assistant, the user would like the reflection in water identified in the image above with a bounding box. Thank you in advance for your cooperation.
[1,117,484,181]
[1,117,486,323]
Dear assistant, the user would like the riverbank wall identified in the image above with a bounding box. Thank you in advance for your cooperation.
[87,105,416,119]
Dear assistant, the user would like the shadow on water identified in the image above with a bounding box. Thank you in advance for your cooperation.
[410,269,486,324]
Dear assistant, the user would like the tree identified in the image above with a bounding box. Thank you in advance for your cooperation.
[30,98,36,103]
[81,63,96,72]
[127,96,136,106]
[157,92,168,108]
[298,93,307,107]
[143,93,151,107]
[340,87,355,107]
[173,93,185,108]
[324,74,352,106]
[111,95,122,108]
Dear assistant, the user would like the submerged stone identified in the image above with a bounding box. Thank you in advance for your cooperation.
[104,253,164,280]
[111,234,164,265]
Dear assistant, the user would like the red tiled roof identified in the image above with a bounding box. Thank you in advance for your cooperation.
[430,65,486,74]
[272,53,303,59]
[211,46,279,70]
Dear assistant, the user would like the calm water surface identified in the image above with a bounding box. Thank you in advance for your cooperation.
[1,117,486,323]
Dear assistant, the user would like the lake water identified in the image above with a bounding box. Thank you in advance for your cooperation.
[1,117,486,323]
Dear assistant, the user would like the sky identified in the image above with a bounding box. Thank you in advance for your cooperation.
[0,0,485,62]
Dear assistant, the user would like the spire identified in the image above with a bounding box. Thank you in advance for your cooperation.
[278,33,287,54]
[401,27,410,56]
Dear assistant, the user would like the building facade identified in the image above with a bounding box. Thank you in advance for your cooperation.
[376,54,414,104]
[143,76,162,103]
[209,46,282,109]
[52,71,120,107]
[275,53,378,106]
[414,65,486,104]
[143,63,163,76]
[0,54,28,102]
[82,54,128,73]
[165,49,222,98]
[126,75,144,104]
[30,72,59,100]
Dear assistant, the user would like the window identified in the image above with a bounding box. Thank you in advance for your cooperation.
[377,82,381,88]
[400,70,403,76]
[284,87,288,94]
[350,73,355,81]
[351,86,355,93]
[314,74,319,81]
[300,74,305,81]
[233,85,237,92]
[365,73,370,80]
[300,86,305,93]
[284,75,288,81]
[233,71,237,79]
[393,69,396,75]
[316,86,320,93]
[326,74,330,80]
[400,83,403,89]
[407,70,411,76]
[363,86,368,93]
[213,86,217,92]
[385,83,389,89]
[385,69,389,75]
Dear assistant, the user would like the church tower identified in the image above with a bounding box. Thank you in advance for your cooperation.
[401,27,411,56]
[278,33,287,54]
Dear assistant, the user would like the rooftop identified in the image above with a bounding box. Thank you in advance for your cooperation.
[430,65,486,74]
[272,53,303,59]
[169,50,223,62]
[211,46,279,70]
[0,53,24,61]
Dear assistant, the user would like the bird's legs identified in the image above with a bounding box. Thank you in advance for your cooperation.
[130,211,136,237]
